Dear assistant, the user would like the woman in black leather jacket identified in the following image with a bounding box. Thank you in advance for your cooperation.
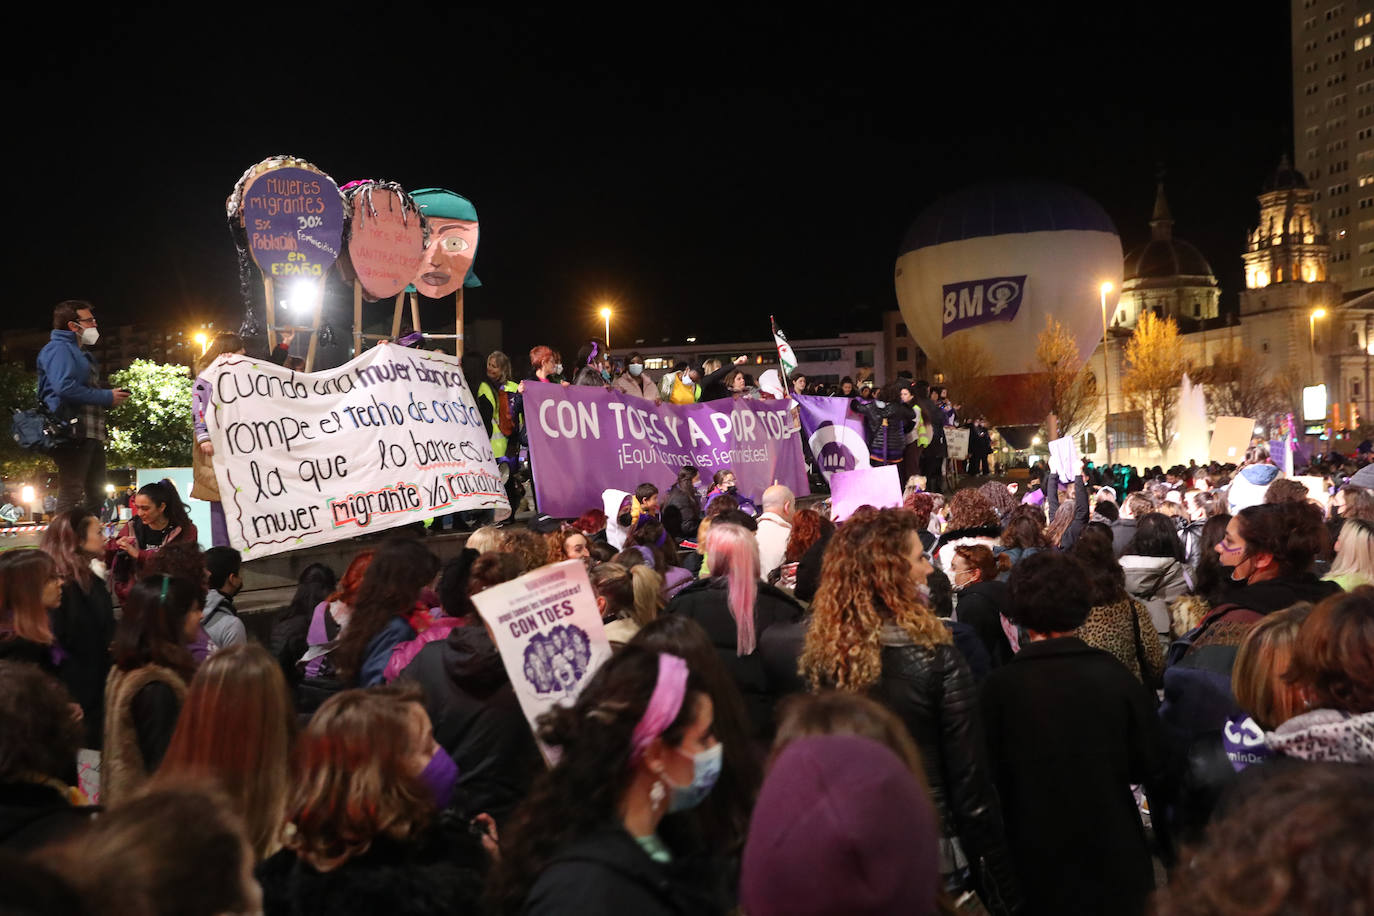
[799,507,1022,914]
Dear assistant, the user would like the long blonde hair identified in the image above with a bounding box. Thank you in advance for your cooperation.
[801,508,950,691]
[705,523,760,656]
[155,644,294,860]
[1328,518,1374,586]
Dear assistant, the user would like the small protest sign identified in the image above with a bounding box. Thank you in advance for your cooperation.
[829,465,903,522]
[1048,435,1080,480]
[947,427,971,461]
[472,560,613,761]
[1210,417,1256,464]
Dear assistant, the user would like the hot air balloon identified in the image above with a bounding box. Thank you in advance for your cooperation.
[894,181,1122,425]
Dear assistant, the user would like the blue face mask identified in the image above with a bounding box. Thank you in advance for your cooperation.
[600,368,611,381]
[666,743,724,813]
[419,747,460,811]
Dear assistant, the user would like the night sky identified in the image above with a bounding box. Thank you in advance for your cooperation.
[4,5,1289,366]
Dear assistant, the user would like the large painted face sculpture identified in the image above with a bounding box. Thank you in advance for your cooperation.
[411,188,481,299]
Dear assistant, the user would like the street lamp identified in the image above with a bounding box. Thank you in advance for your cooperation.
[599,306,612,347]
[193,331,208,355]
[1310,307,1327,380]
[1100,281,1114,466]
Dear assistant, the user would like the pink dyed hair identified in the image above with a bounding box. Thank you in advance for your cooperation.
[705,522,760,656]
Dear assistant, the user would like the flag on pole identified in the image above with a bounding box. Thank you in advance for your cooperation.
[771,315,797,382]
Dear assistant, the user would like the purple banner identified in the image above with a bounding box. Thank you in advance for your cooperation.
[524,387,809,518]
[941,274,1026,336]
[795,394,871,481]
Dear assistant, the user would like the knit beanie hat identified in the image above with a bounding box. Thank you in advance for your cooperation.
[740,736,940,916]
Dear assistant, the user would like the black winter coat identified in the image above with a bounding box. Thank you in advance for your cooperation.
[662,485,703,541]
[51,578,116,748]
[399,624,541,825]
[850,398,916,464]
[953,579,1014,669]
[981,637,1166,916]
[257,822,486,916]
[523,822,726,916]
[666,579,804,739]
[872,626,1022,914]
[0,782,94,852]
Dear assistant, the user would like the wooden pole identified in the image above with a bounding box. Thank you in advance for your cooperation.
[262,277,277,351]
[304,278,324,372]
[352,280,363,356]
[390,292,404,340]
[409,290,421,338]
[455,288,465,359]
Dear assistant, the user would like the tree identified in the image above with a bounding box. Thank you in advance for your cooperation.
[0,362,57,480]
[107,360,194,468]
[1034,315,1099,437]
[933,336,998,422]
[1195,342,1286,425]
[1122,312,1189,455]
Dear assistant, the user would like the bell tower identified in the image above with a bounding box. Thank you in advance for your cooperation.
[1240,155,1332,313]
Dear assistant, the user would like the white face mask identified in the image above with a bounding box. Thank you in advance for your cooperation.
[552,362,563,376]
[628,364,644,376]
[80,327,99,346]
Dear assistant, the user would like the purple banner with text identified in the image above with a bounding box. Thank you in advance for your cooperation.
[794,394,871,482]
[523,387,809,517]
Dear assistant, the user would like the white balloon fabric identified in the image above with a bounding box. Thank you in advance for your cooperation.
[894,181,1122,422]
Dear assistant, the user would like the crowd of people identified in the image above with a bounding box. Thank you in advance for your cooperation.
[0,423,1372,913]
[5,304,1373,913]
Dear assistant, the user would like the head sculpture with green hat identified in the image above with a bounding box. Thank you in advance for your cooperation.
[410,188,481,298]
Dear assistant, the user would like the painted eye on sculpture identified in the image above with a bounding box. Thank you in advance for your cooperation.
[442,236,470,253]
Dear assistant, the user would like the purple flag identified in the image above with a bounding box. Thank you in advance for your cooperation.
[524,387,809,518]
[830,466,902,522]
[794,394,871,482]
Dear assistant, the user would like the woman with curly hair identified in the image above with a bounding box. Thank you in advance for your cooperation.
[545,525,591,565]
[998,503,1049,567]
[799,507,1020,914]
[931,488,1001,571]
[498,528,550,574]
[490,647,726,916]
[256,685,485,916]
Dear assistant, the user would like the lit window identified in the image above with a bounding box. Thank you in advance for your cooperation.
[1358,34,1373,51]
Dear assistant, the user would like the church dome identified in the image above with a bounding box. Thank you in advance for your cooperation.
[1263,154,1309,193]
[1122,181,1217,285]
[1123,237,1215,281]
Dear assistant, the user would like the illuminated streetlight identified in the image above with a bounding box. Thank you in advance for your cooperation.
[1100,281,1114,465]
[193,331,208,355]
[599,306,612,347]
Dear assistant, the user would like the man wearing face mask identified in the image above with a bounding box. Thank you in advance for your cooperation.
[37,301,131,513]
[614,351,659,400]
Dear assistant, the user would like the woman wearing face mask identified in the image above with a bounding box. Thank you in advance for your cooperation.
[947,545,1015,669]
[492,647,726,916]
[257,685,487,916]
[703,470,757,517]
[573,340,613,387]
[799,508,1021,914]
[1161,502,1340,749]
[615,352,659,401]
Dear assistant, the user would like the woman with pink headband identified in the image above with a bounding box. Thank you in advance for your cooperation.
[491,647,726,916]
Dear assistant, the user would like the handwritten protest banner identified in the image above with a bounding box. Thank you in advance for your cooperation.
[472,559,612,761]
[946,427,971,461]
[523,386,809,518]
[239,163,345,279]
[203,345,509,557]
[345,181,426,300]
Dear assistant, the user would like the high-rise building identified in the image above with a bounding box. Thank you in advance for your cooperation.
[1292,0,1374,291]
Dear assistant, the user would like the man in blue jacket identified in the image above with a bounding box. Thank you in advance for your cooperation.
[36,301,130,512]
